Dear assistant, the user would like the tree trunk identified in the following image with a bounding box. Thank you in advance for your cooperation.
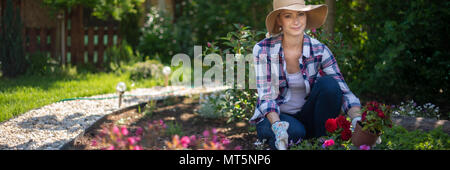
[324,0,336,35]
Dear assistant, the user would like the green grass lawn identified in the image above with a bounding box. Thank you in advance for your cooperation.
[0,70,163,123]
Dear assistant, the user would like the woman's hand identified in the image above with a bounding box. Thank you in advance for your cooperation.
[271,121,289,150]
[348,106,362,131]
[266,112,289,150]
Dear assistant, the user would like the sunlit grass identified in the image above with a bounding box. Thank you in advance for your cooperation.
[0,69,163,123]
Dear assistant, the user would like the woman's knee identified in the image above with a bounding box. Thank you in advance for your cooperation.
[256,118,275,139]
[288,126,306,143]
[279,114,306,142]
[315,76,342,99]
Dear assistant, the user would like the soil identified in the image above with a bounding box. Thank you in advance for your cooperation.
[61,96,258,150]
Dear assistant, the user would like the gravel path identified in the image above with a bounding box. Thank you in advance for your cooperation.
[0,86,229,150]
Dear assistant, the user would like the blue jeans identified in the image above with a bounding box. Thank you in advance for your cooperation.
[256,76,343,149]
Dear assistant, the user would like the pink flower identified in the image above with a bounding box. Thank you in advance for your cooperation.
[322,139,335,148]
[112,126,120,135]
[189,135,197,142]
[136,127,143,136]
[127,137,136,145]
[203,130,210,137]
[360,145,371,150]
[212,135,218,143]
[234,146,242,150]
[135,136,141,142]
[134,145,143,150]
[221,138,230,145]
[180,136,191,148]
[207,42,212,48]
[121,126,129,136]
[91,140,97,146]
[106,145,115,150]
[159,119,167,128]
[212,128,217,134]
[312,28,317,33]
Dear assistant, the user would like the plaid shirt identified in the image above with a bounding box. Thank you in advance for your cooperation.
[250,33,361,124]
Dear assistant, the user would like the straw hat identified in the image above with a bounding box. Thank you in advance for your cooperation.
[266,0,328,35]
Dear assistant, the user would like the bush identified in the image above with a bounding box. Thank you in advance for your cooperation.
[335,0,450,112]
[26,52,59,76]
[104,40,141,72]
[197,93,228,119]
[138,7,184,65]
[376,125,450,150]
[0,0,28,77]
[138,1,270,65]
[200,24,263,123]
[127,60,164,81]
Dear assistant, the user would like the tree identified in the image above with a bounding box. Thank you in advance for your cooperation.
[324,0,336,35]
[42,0,145,21]
[0,0,28,77]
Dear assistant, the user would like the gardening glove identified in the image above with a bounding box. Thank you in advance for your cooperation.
[351,116,361,132]
[271,121,289,150]
[376,136,382,144]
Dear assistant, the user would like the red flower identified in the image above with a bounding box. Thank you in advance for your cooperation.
[336,115,350,130]
[340,129,352,141]
[377,111,385,118]
[325,118,337,133]
[362,112,367,122]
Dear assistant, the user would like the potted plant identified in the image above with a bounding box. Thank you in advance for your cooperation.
[351,101,393,147]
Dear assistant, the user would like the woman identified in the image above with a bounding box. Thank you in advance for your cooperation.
[250,0,362,150]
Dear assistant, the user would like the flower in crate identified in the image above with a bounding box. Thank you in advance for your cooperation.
[351,101,393,147]
[360,101,393,134]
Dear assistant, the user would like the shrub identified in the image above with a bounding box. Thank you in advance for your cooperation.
[127,60,164,81]
[138,7,184,65]
[0,0,28,77]
[202,24,263,123]
[165,121,184,136]
[26,52,59,76]
[104,40,141,72]
[376,125,450,150]
[342,0,449,112]
[197,93,229,119]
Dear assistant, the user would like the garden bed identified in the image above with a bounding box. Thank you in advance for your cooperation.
[58,93,450,150]
[61,95,258,150]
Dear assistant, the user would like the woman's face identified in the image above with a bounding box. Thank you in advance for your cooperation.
[277,10,307,37]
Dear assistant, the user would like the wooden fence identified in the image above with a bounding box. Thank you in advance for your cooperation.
[0,0,122,66]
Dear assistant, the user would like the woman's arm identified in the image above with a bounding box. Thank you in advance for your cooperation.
[347,106,362,119]
[266,111,281,124]
[320,45,362,115]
